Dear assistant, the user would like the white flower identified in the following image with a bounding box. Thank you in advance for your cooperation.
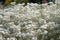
[43,30,48,34]
[40,24,48,29]
[0,15,3,19]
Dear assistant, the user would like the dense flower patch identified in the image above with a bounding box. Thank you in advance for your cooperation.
[0,2,60,40]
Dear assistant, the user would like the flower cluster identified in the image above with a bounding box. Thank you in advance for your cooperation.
[0,2,60,40]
